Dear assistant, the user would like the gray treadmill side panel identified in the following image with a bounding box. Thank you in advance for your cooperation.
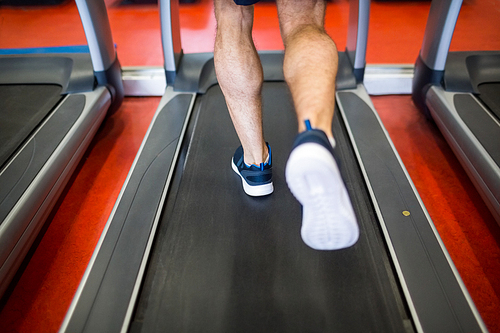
[0,88,111,300]
[427,86,500,223]
[337,88,485,332]
[61,93,193,333]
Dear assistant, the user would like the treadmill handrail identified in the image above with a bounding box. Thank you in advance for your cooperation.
[419,0,463,71]
[160,0,183,85]
[75,0,117,73]
[346,0,370,82]
[76,0,124,112]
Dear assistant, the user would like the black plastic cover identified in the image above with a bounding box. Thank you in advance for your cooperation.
[0,54,95,93]
[173,51,357,94]
[444,51,500,93]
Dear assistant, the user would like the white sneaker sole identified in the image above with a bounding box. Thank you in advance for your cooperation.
[286,143,359,250]
[232,159,274,196]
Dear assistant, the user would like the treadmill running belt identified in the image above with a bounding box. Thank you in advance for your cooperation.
[0,84,63,168]
[130,83,413,332]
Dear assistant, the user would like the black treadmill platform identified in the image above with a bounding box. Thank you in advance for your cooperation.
[129,83,412,332]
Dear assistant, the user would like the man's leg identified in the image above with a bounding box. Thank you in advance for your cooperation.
[277,0,337,139]
[214,0,267,166]
[214,0,273,197]
[278,0,359,250]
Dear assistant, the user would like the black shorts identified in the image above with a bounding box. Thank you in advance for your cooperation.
[234,0,260,5]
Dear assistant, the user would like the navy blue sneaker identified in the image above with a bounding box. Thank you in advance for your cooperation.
[232,143,273,196]
[285,121,359,250]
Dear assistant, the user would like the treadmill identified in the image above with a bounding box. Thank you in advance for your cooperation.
[412,0,500,224]
[60,0,486,332]
[0,0,124,298]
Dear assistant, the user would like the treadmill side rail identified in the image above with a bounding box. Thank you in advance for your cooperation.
[0,0,120,302]
[0,87,111,299]
[412,0,500,225]
[426,86,500,223]
[60,88,196,333]
[337,84,487,333]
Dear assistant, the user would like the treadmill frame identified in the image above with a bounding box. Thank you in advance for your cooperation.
[0,0,123,298]
[412,0,500,224]
[61,0,486,332]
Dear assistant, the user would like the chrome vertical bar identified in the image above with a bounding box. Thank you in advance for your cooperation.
[75,0,116,72]
[160,0,183,85]
[420,0,463,70]
[346,0,370,82]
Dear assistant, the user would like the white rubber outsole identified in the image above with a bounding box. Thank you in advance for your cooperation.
[232,159,274,196]
[285,143,359,250]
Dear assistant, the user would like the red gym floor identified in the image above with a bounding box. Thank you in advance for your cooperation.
[1,0,500,332]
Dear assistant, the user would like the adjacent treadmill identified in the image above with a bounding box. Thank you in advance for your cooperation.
[61,0,486,332]
[412,0,500,224]
[0,0,124,298]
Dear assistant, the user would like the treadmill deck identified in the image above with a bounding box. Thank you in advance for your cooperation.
[130,83,412,332]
